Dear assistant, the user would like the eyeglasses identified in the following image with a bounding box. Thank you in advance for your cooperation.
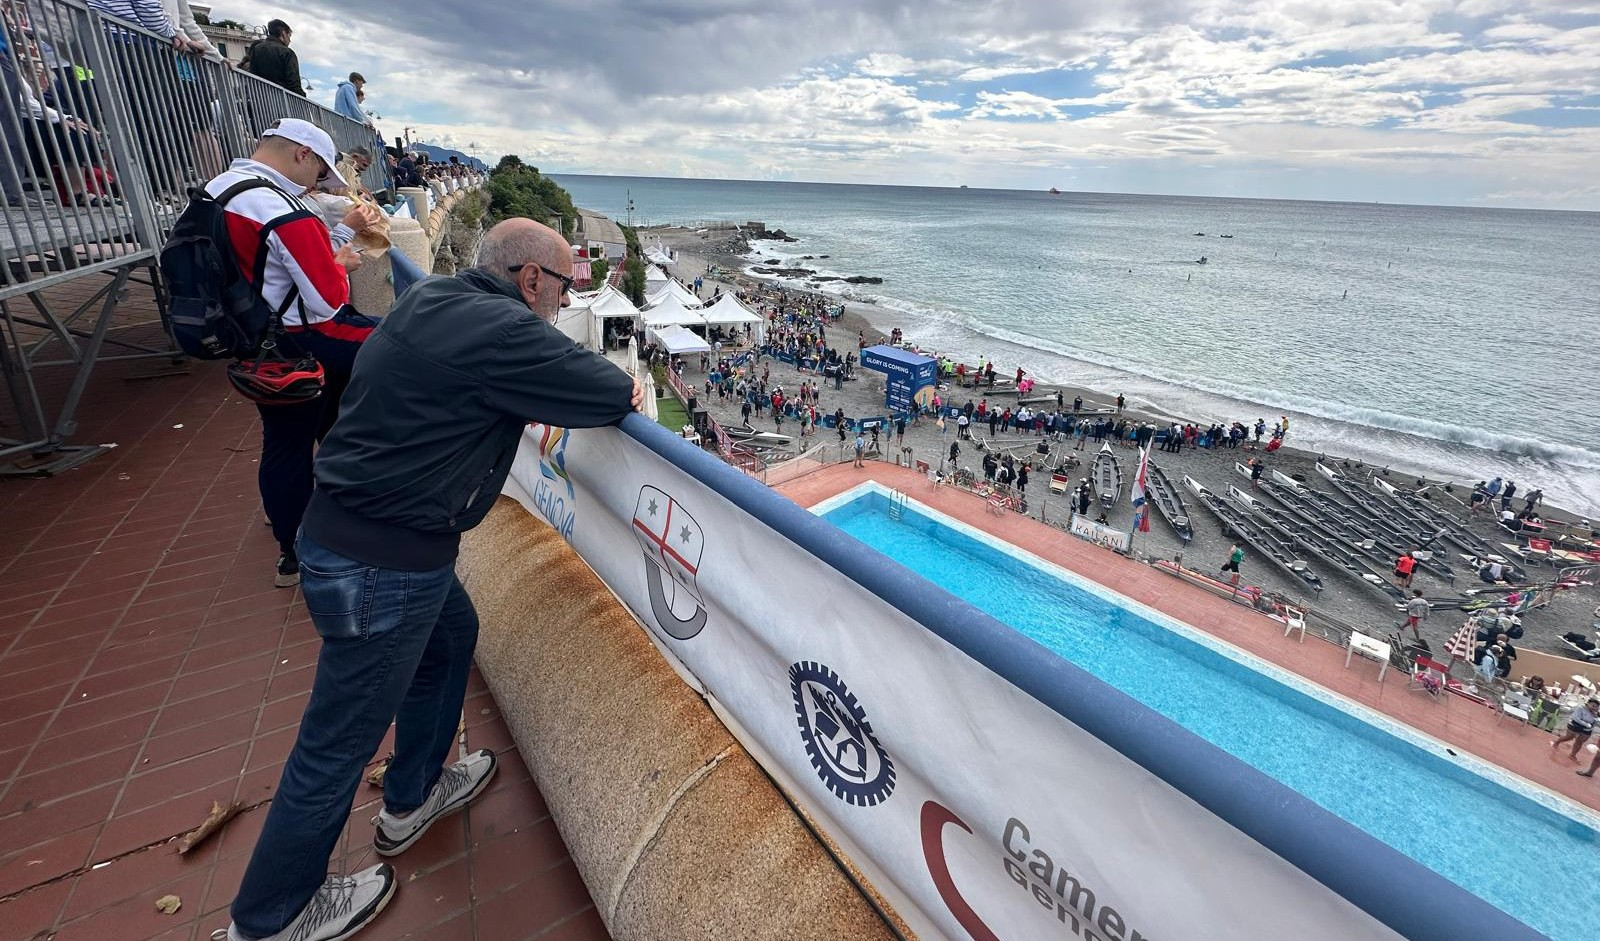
[509,263,573,296]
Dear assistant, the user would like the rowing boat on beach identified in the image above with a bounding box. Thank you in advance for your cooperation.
[1229,486,1406,603]
[1094,443,1123,508]
[1184,475,1324,593]
[1146,460,1192,543]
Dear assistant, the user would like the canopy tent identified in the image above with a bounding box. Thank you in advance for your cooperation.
[566,289,601,312]
[644,264,669,285]
[644,244,674,266]
[551,303,594,348]
[648,324,711,355]
[587,285,640,320]
[699,292,766,344]
[642,294,706,329]
[644,278,703,309]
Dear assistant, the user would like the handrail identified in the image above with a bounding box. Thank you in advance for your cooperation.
[2,0,385,300]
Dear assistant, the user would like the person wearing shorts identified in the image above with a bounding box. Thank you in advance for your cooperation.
[1220,543,1244,578]
[1401,589,1428,641]
[1553,699,1598,760]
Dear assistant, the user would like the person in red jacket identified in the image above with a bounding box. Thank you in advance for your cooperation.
[204,118,382,586]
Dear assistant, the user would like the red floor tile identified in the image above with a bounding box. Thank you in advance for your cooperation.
[0,299,605,941]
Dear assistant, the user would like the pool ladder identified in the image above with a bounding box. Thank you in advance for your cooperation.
[888,488,908,521]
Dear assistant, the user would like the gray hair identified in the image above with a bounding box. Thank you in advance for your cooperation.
[475,219,565,275]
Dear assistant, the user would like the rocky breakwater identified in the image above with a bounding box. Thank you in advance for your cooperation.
[745,229,881,283]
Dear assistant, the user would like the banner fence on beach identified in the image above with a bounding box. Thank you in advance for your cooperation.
[497,413,1538,941]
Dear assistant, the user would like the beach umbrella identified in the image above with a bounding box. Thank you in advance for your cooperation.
[1443,621,1476,663]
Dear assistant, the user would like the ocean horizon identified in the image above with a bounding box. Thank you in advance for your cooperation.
[553,173,1600,516]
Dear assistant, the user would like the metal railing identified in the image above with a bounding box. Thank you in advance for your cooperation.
[2,0,384,300]
[1,0,388,471]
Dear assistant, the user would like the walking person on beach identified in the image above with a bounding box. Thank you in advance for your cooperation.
[895,416,906,447]
[836,408,847,442]
[854,432,866,468]
[1500,480,1517,512]
[1250,459,1265,489]
[1220,543,1245,583]
[988,409,999,437]
[1073,395,1082,413]
[1395,551,1417,589]
[1116,393,1125,413]
[1401,590,1429,642]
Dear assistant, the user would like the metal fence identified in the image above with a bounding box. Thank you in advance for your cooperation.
[1,0,391,471]
[2,0,385,299]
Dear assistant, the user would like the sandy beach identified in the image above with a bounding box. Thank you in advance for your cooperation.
[642,225,1598,660]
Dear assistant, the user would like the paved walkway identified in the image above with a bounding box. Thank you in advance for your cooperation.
[1,283,608,941]
[776,461,1600,815]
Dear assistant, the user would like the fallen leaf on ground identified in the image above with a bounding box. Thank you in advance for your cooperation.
[178,800,244,855]
[155,894,181,914]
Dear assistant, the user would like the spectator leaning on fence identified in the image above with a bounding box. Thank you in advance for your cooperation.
[246,18,303,95]
[334,71,369,125]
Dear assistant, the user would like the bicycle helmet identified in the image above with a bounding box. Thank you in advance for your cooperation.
[227,354,325,405]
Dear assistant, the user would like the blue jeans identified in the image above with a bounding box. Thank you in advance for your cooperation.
[230,533,479,938]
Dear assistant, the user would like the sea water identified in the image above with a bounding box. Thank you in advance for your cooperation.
[821,487,1598,941]
[554,174,1600,515]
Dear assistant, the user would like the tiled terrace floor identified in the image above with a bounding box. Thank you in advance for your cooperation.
[1,286,608,941]
[778,462,1600,815]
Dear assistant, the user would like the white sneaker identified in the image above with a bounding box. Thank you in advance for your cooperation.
[372,749,497,857]
[210,863,396,941]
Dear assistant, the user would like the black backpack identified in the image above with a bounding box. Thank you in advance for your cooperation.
[160,179,309,360]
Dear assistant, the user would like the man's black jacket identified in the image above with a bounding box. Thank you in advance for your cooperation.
[246,38,304,96]
[303,268,634,569]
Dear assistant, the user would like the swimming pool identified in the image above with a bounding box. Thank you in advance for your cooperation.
[817,484,1598,941]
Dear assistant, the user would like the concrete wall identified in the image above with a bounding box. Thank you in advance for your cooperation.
[456,498,905,941]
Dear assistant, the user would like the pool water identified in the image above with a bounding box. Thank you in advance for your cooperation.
[820,487,1597,941]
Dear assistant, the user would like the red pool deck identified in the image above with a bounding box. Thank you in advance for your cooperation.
[0,303,608,940]
[777,462,1600,816]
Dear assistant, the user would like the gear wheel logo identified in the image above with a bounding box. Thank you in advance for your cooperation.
[789,661,896,807]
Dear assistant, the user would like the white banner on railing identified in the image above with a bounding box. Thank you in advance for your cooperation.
[1069,514,1131,553]
[503,423,1403,941]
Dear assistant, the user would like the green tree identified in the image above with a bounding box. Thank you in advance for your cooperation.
[620,223,641,258]
[589,258,610,288]
[623,257,647,307]
[485,156,578,235]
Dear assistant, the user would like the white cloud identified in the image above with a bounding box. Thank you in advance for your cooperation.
[207,0,1600,207]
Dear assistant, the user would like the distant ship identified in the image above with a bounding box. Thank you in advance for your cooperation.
[959,185,968,189]
[1048,187,1061,195]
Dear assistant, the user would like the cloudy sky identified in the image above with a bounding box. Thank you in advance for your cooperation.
[225,0,1599,208]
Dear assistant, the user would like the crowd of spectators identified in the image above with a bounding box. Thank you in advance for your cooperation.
[0,0,425,212]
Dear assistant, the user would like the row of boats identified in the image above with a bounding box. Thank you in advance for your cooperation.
[1087,444,1528,608]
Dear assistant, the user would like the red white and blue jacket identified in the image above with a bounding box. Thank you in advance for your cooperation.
[204,159,372,341]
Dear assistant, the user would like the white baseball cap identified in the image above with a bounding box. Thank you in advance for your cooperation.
[262,118,338,176]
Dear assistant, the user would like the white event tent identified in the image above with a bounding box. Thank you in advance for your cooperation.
[644,278,703,310]
[648,324,711,355]
[644,264,669,285]
[549,286,642,352]
[641,293,706,329]
[699,293,766,344]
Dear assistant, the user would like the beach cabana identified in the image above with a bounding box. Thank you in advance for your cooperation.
[642,294,707,329]
[648,324,710,355]
[699,293,766,345]
[644,278,704,309]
